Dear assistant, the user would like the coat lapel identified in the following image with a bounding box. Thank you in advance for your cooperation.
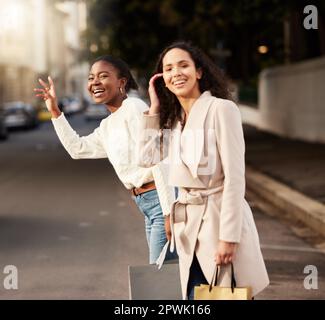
[181,91,214,179]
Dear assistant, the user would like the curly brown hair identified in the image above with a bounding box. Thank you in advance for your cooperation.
[154,41,232,129]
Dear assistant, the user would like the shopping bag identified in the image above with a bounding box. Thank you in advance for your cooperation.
[194,263,252,300]
[128,260,181,300]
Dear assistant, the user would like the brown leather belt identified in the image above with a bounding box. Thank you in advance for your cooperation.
[132,181,156,196]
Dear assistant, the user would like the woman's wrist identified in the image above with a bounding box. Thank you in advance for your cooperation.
[148,106,160,116]
[51,109,62,119]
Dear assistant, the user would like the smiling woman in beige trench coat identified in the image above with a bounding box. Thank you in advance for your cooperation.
[137,41,269,300]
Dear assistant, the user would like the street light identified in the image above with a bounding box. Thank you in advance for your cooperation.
[258,45,269,54]
[90,43,98,53]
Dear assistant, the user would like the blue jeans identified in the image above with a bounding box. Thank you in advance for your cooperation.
[133,189,177,264]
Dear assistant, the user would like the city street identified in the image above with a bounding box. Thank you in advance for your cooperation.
[0,113,324,299]
[0,114,148,299]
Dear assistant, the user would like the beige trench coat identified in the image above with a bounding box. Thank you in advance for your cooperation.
[138,91,269,299]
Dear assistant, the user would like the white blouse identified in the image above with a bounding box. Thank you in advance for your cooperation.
[51,96,174,216]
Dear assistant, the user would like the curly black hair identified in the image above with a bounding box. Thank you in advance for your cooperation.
[154,41,232,129]
[92,55,138,92]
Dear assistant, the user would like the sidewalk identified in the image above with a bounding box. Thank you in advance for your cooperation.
[243,124,325,240]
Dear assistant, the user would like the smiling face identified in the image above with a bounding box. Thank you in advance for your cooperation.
[162,48,202,99]
[87,60,126,106]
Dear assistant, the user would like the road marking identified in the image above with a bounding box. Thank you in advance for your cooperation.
[261,244,325,253]
[118,201,126,207]
[99,210,110,216]
[79,222,92,228]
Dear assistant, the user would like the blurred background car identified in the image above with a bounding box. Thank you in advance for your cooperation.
[84,103,109,121]
[3,102,39,129]
[58,97,83,115]
[37,107,52,122]
[0,108,8,140]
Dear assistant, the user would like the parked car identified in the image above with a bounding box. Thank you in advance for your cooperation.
[84,103,109,121]
[0,108,8,140]
[3,102,39,129]
[58,97,83,115]
[37,107,52,122]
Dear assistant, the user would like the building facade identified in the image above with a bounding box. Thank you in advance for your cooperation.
[0,0,87,107]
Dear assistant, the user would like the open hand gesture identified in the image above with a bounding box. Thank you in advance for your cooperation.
[34,76,61,118]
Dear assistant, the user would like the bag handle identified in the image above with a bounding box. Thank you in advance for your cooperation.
[209,263,237,293]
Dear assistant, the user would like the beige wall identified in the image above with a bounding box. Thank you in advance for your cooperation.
[252,56,325,143]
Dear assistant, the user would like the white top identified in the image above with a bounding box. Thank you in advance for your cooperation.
[51,96,174,216]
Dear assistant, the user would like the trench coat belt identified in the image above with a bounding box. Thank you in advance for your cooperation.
[169,185,224,253]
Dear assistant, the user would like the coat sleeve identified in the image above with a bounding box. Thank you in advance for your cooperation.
[52,113,107,159]
[152,162,175,216]
[130,108,174,215]
[136,112,165,167]
[215,100,245,243]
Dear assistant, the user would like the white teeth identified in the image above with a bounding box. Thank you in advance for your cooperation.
[173,80,186,85]
[93,89,104,94]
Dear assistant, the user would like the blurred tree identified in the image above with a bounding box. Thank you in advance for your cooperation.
[83,0,325,87]
[84,0,228,78]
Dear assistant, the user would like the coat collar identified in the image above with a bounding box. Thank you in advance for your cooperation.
[180,91,214,179]
[180,91,212,123]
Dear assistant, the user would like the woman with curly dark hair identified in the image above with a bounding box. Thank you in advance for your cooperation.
[152,41,232,130]
[138,41,269,299]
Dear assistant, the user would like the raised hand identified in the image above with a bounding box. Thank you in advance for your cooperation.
[34,76,61,118]
[148,73,163,115]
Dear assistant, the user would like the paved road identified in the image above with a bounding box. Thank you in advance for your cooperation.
[0,113,324,299]
[248,194,325,300]
[0,114,148,299]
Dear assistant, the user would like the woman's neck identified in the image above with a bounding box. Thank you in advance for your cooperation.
[107,105,120,113]
[106,95,127,113]
[178,89,201,118]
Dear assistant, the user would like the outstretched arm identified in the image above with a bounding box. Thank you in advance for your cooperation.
[34,77,106,159]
